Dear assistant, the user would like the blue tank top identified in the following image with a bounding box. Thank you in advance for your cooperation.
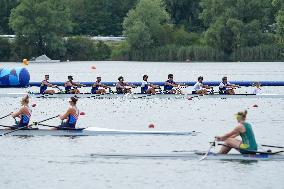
[40,80,48,94]
[91,82,100,94]
[141,82,149,93]
[164,80,174,91]
[18,107,31,127]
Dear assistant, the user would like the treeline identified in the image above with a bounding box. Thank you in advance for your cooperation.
[0,0,284,62]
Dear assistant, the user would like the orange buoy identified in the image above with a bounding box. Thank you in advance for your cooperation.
[91,65,96,69]
[187,97,193,100]
[252,104,258,107]
[80,112,86,115]
[32,103,36,107]
[148,123,155,128]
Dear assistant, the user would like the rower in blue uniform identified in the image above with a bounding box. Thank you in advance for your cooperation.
[91,76,111,94]
[40,75,57,94]
[59,97,79,129]
[164,74,183,94]
[64,76,84,94]
[11,95,32,128]
[219,76,238,95]
[141,75,159,94]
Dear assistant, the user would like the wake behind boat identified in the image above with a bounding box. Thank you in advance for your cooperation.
[0,126,197,136]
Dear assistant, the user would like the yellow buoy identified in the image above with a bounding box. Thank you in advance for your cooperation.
[22,59,29,65]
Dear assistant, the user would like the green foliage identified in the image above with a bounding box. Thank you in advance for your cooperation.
[69,0,137,35]
[200,0,274,54]
[0,38,12,61]
[0,0,19,34]
[64,37,111,61]
[123,0,170,49]
[9,0,73,58]
[164,0,203,32]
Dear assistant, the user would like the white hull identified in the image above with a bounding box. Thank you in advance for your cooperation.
[90,152,284,161]
[0,93,283,99]
[0,127,196,136]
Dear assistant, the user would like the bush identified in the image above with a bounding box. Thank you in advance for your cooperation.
[0,38,12,61]
[64,37,111,61]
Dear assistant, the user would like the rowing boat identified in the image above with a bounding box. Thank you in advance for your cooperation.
[90,152,284,161]
[1,93,283,99]
[0,127,197,136]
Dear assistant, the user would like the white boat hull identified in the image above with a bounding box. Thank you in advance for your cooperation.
[0,127,196,136]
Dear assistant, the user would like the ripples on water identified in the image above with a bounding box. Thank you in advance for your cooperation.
[0,62,283,189]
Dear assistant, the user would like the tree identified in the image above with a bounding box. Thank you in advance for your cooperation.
[69,0,137,35]
[9,0,73,58]
[200,0,273,54]
[0,0,20,34]
[164,0,203,32]
[123,0,170,49]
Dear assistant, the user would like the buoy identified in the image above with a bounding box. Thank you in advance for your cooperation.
[252,104,258,107]
[148,123,155,128]
[80,112,86,115]
[91,65,96,69]
[187,97,193,100]
[32,103,36,107]
[22,59,29,65]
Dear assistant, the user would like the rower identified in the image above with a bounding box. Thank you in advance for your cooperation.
[219,76,238,95]
[91,76,110,94]
[64,75,84,94]
[164,74,179,94]
[40,75,57,94]
[192,76,211,95]
[116,76,136,94]
[252,82,261,94]
[11,95,32,129]
[59,97,79,129]
[141,75,159,94]
[215,110,258,154]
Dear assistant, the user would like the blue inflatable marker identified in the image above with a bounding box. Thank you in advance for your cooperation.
[0,68,30,87]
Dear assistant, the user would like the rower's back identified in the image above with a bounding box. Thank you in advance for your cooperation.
[240,122,258,153]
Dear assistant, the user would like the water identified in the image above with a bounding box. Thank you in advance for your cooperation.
[0,61,283,189]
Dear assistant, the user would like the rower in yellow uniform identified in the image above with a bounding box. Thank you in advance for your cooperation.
[59,97,79,129]
[215,110,258,154]
[91,76,110,94]
[11,95,32,129]
[40,75,57,94]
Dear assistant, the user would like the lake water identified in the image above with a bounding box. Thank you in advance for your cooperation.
[0,61,283,189]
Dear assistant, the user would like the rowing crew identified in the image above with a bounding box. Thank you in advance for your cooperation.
[4,95,80,130]
[40,74,261,95]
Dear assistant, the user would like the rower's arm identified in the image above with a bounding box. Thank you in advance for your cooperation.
[60,108,71,120]
[165,82,178,87]
[11,107,24,118]
[219,126,241,141]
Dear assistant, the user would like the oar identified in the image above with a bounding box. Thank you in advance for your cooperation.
[199,139,216,161]
[2,115,59,136]
[55,86,64,93]
[260,144,284,149]
[32,115,60,126]
[0,113,12,120]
